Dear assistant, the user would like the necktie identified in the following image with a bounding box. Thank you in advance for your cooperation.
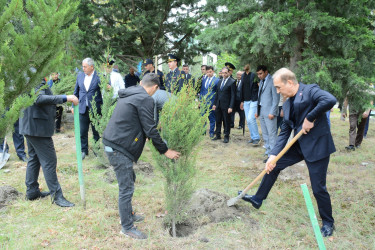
[220,78,227,90]
[205,77,211,89]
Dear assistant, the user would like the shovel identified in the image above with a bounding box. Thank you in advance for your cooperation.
[0,137,10,170]
[227,129,304,207]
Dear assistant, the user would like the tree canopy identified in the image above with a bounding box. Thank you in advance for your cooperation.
[77,0,209,66]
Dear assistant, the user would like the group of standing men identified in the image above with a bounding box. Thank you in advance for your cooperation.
[200,63,281,163]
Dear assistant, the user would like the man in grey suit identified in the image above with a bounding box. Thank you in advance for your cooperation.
[255,65,280,162]
[20,78,78,207]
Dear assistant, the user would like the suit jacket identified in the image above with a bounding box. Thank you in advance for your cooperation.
[20,82,66,137]
[73,71,102,114]
[199,76,218,106]
[257,74,280,116]
[270,83,336,162]
[235,79,242,101]
[214,77,236,109]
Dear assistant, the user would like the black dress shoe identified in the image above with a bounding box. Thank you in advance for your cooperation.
[19,155,29,162]
[53,196,75,207]
[321,224,335,237]
[26,191,51,201]
[81,152,87,160]
[237,191,262,209]
[345,145,355,151]
[237,126,243,129]
[212,136,221,140]
[223,137,229,143]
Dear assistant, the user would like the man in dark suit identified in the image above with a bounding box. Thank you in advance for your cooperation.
[231,70,245,129]
[20,78,78,207]
[182,64,195,86]
[199,66,219,138]
[165,54,186,93]
[212,67,236,143]
[72,58,103,160]
[242,68,336,237]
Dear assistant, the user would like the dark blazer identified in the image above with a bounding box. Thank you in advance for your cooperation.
[199,76,219,106]
[73,71,102,114]
[270,83,336,162]
[214,77,236,109]
[20,83,66,137]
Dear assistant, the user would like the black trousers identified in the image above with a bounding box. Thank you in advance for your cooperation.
[231,100,245,128]
[215,106,231,137]
[106,150,136,230]
[0,120,26,159]
[254,141,334,226]
[25,135,63,199]
[55,106,63,132]
[79,107,100,154]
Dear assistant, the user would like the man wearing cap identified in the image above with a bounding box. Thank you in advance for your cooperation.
[143,58,165,90]
[103,73,181,239]
[124,66,140,88]
[165,54,186,93]
[107,60,125,99]
[212,67,236,143]
[225,62,236,80]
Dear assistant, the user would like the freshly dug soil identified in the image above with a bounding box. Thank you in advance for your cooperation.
[0,186,21,209]
[169,188,258,237]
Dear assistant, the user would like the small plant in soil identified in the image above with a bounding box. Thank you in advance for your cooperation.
[151,82,211,237]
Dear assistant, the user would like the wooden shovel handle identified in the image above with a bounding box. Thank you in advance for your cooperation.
[241,129,304,195]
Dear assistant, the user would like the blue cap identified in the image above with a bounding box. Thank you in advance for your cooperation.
[142,59,154,66]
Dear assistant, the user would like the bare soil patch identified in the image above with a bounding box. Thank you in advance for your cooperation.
[170,188,258,237]
[0,186,21,209]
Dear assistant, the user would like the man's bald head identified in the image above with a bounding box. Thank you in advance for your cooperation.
[273,68,298,85]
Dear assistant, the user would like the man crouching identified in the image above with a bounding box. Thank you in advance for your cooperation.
[102,73,180,239]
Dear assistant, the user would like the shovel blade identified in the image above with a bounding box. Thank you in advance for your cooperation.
[0,152,10,169]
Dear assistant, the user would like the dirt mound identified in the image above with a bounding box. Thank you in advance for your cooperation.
[0,186,21,209]
[133,161,154,175]
[171,188,257,237]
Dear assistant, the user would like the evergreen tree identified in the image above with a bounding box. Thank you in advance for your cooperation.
[0,0,78,137]
[201,0,375,108]
[151,84,210,237]
[76,0,209,66]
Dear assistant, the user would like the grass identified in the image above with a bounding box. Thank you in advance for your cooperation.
[1,109,375,249]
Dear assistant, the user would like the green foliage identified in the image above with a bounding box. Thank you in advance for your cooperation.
[76,0,209,66]
[0,0,78,137]
[50,72,77,96]
[215,52,240,73]
[201,0,375,111]
[151,83,210,237]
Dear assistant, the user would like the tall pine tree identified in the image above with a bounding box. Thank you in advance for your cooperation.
[0,0,79,137]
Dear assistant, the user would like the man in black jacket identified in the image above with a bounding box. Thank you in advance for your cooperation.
[212,67,236,143]
[19,78,78,207]
[102,73,180,240]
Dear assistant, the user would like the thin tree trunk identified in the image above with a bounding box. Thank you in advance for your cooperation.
[172,218,176,237]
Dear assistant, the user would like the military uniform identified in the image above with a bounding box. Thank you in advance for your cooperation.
[165,54,187,93]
